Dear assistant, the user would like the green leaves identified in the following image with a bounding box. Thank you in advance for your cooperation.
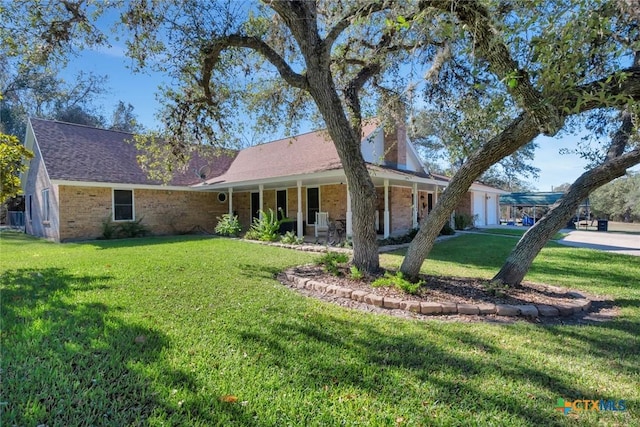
[385,15,410,30]
[0,132,33,204]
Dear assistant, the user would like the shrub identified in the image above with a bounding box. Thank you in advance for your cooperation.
[245,209,283,242]
[316,252,349,276]
[378,225,455,246]
[378,227,419,246]
[280,230,303,245]
[349,265,363,280]
[454,213,476,230]
[215,214,242,237]
[372,271,423,295]
[118,218,150,238]
[483,280,509,298]
[101,217,118,239]
[440,222,455,235]
[340,237,353,249]
[101,217,149,239]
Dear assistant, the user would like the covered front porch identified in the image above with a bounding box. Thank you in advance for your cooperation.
[199,168,446,239]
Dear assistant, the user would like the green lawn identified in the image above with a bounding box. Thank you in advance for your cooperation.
[1,232,638,426]
[473,227,567,240]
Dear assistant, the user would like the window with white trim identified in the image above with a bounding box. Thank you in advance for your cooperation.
[41,189,50,222]
[113,189,134,221]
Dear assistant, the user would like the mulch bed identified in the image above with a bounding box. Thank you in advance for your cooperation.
[283,264,618,324]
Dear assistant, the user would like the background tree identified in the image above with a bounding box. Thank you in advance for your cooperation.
[1,60,109,138]
[591,171,640,222]
[552,183,572,193]
[0,131,33,204]
[110,101,143,133]
[409,95,539,191]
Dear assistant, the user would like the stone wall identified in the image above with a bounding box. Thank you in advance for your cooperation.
[390,186,413,233]
[58,186,111,240]
[321,184,347,222]
[134,189,224,235]
[57,186,225,241]
[456,192,473,217]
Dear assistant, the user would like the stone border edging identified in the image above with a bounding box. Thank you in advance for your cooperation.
[280,269,593,319]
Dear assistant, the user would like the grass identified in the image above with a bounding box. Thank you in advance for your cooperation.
[474,227,567,240]
[1,231,639,426]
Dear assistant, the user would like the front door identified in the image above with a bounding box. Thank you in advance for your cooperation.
[251,192,260,221]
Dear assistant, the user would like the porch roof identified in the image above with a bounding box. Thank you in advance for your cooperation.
[198,162,446,192]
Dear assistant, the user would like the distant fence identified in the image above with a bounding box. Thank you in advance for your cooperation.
[7,211,25,227]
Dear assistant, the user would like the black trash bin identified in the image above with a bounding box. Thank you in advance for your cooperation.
[597,219,608,232]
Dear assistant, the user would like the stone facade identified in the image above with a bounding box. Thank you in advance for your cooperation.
[383,122,407,168]
[456,192,473,218]
[57,186,227,241]
[389,186,413,233]
[58,186,111,240]
[320,184,347,222]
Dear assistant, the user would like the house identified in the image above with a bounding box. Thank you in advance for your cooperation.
[22,117,506,242]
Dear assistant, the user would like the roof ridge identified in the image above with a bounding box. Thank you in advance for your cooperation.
[29,117,135,136]
[246,118,379,149]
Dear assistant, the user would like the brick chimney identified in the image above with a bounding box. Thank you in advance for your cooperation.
[383,116,407,169]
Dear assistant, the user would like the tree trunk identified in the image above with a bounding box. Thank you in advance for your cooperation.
[494,113,639,285]
[270,2,381,274]
[309,85,380,273]
[400,112,540,278]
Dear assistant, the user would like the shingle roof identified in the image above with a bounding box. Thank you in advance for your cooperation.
[204,121,379,185]
[30,118,236,186]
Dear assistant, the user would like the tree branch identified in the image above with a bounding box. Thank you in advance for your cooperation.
[606,110,634,160]
[324,1,388,49]
[200,34,308,103]
[558,67,640,114]
[419,0,562,136]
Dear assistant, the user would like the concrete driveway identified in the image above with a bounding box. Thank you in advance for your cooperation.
[557,230,640,256]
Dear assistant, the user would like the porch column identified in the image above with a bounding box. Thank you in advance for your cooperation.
[297,180,303,238]
[346,186,352,237]
[412,182,418,228]
[258,184,264,219]
[228,188,233,216]
[384,179,390,238]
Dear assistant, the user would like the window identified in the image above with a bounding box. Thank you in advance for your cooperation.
[27,195,33,222]
[113,189,134,221]
[41,189,50,222]
[276,189,287,220]
[307,187,319,224]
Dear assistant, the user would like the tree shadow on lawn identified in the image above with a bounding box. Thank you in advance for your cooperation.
[237,262,285,280]
[82,234,217,250]
[0,267,259,426]
[236,315,606,426]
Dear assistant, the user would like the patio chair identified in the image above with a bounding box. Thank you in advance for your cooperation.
[315,212,329,238]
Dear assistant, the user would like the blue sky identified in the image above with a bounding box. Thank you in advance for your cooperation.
[61,44,617,192]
